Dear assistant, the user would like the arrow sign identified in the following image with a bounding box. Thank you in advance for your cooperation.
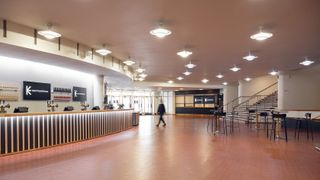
[73,87,86,101]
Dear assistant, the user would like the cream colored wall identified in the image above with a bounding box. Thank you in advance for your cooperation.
[223,83,238,112]
[238,75,277,99]
[278,64,320,111]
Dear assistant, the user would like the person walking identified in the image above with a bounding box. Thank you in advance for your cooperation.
[157,100,166,126]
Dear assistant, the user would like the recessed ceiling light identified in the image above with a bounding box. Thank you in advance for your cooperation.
[177,50,192,58]
[177,76,184,80]
[183,70,192,76]
[222,82,228,85]
[96,48,112,56]
[185,62,196,69]
[199,89,203,90]
[123,57,135,66]
[299,57,314,66]
[245,77,251,81]
[243,52,258,61]
[139,73,148,78]
[38,24,61,39]
[216,73,224,79]
[230,66,241,72]
[150,25,172,38]
[96,44,112,56]
[201,78,209,83]
[136,68,145,73]
[250,28,273,41]
[269,70,278,76]
[168,80,174,84]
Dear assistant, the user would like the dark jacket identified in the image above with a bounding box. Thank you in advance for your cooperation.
[157,103,166,115]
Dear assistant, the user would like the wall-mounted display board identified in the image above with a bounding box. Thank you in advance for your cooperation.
[23,81,51,100]
[175,89,222,114]
[0,83,19,101]
[204,95,216,104]
[53,87,72,101]
[73,86,87,101]
[194,96,204,104]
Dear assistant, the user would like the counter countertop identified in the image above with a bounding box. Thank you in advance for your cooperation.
[0,109,134,117]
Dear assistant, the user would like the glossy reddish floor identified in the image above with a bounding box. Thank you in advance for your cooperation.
[0,115,319,180]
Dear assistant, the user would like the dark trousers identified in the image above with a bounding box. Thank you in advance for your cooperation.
[158,114,166,125]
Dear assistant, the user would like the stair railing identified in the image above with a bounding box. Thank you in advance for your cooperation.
[233,82,277,110]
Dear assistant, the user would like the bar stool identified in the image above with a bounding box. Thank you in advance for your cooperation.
[247,109,256,128]
[259,112,269,137]
[228,111,240,134]
[270,113,288,142]
[294,113,313,140]
[218,112,228,135]
[207,109,216,133]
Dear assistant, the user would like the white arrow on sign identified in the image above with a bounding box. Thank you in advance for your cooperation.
[74,90,78,97]
[26,86,32,96]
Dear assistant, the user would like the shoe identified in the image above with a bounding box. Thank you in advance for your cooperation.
[156,124,159,127]
[163,123,166,127]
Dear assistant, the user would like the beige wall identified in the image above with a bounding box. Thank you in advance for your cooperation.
[223,83,238,112]
[278,64,320,111]
[238,75,277,98]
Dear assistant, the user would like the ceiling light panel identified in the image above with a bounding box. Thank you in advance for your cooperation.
[177,50,192,58]
[230,66,241,72]
[299,58,314,66]
[150,27,172,38]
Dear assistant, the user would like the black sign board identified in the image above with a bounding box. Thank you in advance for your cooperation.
[194,96,203,104]
[73,86,87,101]
[23,81,51,100]
[204,96,216,104]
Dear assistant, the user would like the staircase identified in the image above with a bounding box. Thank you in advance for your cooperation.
[233,91,278,122]
[224,82,278,122]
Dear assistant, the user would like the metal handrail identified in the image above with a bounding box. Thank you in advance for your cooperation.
[232,82,278,110]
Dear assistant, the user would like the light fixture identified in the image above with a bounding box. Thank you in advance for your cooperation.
[150,24,172,38]
[216,73,224,79]
[269,70,278,76]
[201,78,209,83]
[222,82,228,85]
[95,44,112,56]
[250,27,273,41]
[299,57,314,66]
[136,67,145,73]
[177,76,184,80]
[177,50,192,58]
[139,73,148,78]
[185,62,196,69]
[230,66,241,72]
[123,57,135,66]
[38,23,61,39]
[183,70,192,76]
[168,80,174,84]
[244,77,252,81]
[243,52,258,61]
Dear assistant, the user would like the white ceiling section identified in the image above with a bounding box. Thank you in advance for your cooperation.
[0,0,319,85]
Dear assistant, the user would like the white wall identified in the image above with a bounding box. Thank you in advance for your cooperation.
[278,64,320,111]
[223,83,239,112]
[0,55,103,113]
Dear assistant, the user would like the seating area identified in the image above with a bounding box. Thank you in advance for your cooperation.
[207,110,320,143]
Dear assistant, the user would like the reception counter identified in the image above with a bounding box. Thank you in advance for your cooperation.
[0,109,133,156]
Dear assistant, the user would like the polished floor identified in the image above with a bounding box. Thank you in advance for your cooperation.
[0,115,319,180]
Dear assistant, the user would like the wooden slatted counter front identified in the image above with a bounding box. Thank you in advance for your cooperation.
[0,109,133,156]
